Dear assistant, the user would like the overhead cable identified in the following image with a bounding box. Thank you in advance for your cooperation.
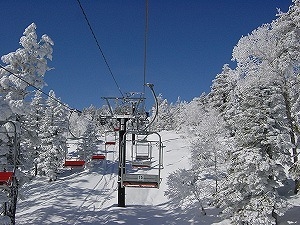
[143,0,149,95]
[0,64,81,113]
[76,0,124,98]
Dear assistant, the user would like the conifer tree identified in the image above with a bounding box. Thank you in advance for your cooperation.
[0,23,53,223]
[39,90,68,181]
[151,94,174,131]
[217,76,290,224]
[214,1,300,222]
[209,64,239,135]
[20,90,45,176]
[77,122,98,162]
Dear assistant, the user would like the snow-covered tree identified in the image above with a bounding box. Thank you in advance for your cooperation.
[166,105,231,214]
[77,121,98,162]
[165,168,208,215]
[20,90,45,176]
[38,90,68,181]
[216,75,291,224]
[270,0,300,193]
[0,23,53,223]
[209,64,239,136]
[180,94,208,131]
[191,107,231,194]
[151,94,174,131]
[1,23,53,112]
[171,98,188,131]
[213,2,300,222]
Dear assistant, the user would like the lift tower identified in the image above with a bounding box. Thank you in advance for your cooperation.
[117,115,129,207]
[101,83,161,207]
[101,93,146,207]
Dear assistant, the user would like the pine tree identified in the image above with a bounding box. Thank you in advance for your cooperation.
[209,64,239,136]
[20,90,45,176]
[217,77,290,224]
[191,107,231,194]
[77,122,97,163]
[270,0,300,193]
[0,23,53,223]
[39,90,68,181]
[151,94,174,131]
[213,1,300,221]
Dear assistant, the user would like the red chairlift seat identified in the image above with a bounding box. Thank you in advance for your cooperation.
[0,171,14,186]
[105,141,116,145]
[91,154,106,160]
[64,160,85,167]
[123,182,159,188]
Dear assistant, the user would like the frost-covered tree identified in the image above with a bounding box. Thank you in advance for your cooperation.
[214,2,300,223]
[166,106,231,214]
[271,0,300,193]
[151,94,174,131]
[38,90,68,181]
[0,23,53,112]
[20,90,45,176]
[217,75,291,224]
[231,0,300,194]
[165,168,208,215]
[171,98,188,131]
[209,64,237,113]
[190,107,231,194]
[0,23,53,223]
[77,122,98,162]
[209,64,239,135]
[180,94,208,131]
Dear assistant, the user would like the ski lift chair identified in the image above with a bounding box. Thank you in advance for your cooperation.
[104,130,117,146]
[131,140,153,168]
[121,131,163,189]
[122,174,160,188]
[0,171,14,187]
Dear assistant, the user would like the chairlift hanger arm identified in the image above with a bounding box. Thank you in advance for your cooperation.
[142,83,158,131]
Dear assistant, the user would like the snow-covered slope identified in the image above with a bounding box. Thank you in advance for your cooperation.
[15,130,300,224]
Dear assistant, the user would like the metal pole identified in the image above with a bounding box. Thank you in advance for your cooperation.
[118,117,128,207]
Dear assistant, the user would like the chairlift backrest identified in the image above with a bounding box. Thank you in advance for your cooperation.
[64,160,85,167]
[0,171,14,185]
[91,154,105,160]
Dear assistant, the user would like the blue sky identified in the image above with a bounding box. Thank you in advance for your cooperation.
[0,0,292,110]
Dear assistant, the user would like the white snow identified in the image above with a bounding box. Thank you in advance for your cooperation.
[15,130,300,224]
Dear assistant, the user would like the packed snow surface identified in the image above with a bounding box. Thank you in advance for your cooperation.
[16,131,300,224]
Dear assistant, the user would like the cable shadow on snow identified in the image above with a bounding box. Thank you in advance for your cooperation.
[69,203,225,225]
[16,163,118,225]
[17,202,220,225]
[16,170,223,225]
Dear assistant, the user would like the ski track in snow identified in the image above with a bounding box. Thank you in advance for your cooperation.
[15,131,300,224]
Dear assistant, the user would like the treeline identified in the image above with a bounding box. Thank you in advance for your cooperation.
[0,23,102,224]
[159,1,300,224]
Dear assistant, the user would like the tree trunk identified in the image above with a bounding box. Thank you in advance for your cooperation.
[272,209,278,225]
[282,91,299,193]
[34,163,38,176]
[8,179,18,225]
